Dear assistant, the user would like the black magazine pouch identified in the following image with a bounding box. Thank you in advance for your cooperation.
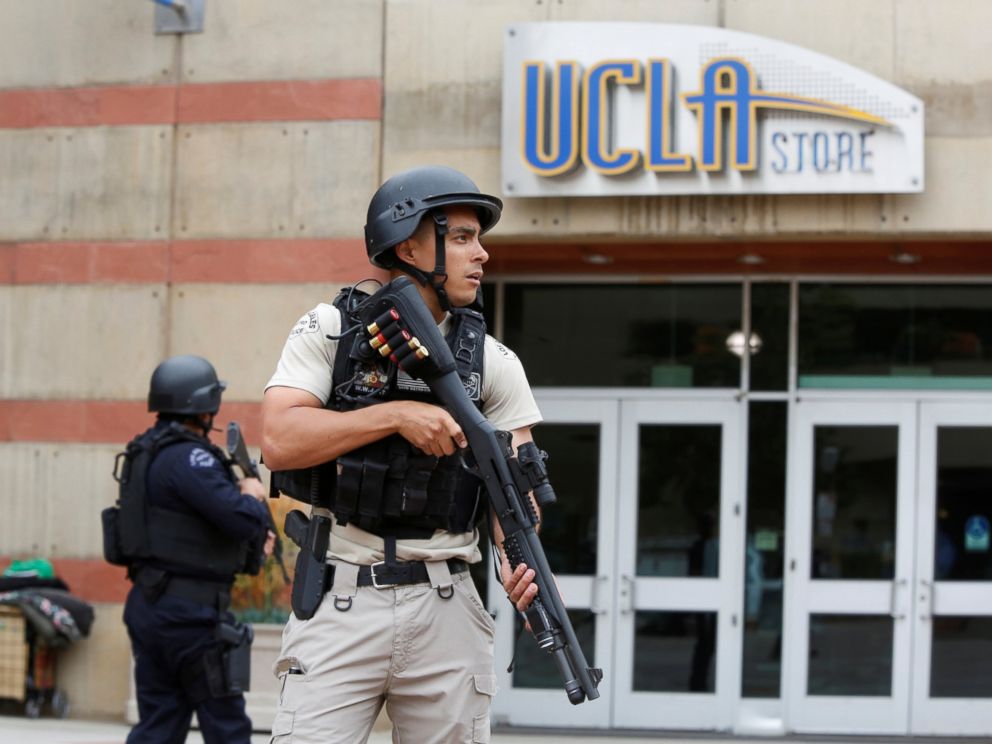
[101,506,126,566]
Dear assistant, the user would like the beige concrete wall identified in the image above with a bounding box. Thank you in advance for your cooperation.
[182,0,383,83]
[1,285,167,399]
[0,0,176,88]
[168,283,336,401]
[0,444,120,558]
[174,121,380,239]
[1,0,385,721]
[0,127,174,242]
[57,603,134,719]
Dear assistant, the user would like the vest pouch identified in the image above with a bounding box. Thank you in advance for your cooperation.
[271,461,336,505]
[101,506,127,566]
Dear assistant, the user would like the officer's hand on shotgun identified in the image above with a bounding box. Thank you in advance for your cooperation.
[239,476,266,501]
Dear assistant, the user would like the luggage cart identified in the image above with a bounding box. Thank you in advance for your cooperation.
[0,605,69,718]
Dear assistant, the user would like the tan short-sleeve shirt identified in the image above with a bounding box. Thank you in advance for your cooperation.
[266,301,542,564]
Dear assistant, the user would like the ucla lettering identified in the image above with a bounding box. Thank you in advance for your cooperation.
[521,55,889,178]
[522,61,580,176]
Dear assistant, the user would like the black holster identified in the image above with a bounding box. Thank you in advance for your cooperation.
[286,510,331,621]
[205,621,253,697]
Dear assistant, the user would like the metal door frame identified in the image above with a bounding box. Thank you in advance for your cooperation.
[783,398,917,734]
[911,402,992,736]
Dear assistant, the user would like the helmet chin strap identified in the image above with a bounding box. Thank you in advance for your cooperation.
[395,211,452,313]
[197,412,218,436]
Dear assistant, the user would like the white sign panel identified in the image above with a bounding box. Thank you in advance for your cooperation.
[502,23,924,197]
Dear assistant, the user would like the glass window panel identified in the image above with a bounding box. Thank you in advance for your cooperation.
[930,616,992,698]
[808,615,892,696]
[535,424,599,576]
[798,284,992,383]
[512,609,595,689]
[811,426,897,580]
[634,611,717,692]
[935,427,992,581]
[749,283,790,392]
[742,402,787,698]
[502,283,742,388]
[637,424,721,578]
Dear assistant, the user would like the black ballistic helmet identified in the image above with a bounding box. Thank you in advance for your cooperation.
[363,165,502,268]
[147,355,227,415]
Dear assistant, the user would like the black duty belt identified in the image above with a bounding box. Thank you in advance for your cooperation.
[322,559,469,592]
[165,576,231,611]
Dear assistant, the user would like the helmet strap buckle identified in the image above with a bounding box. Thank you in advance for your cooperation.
[430,211,452,312]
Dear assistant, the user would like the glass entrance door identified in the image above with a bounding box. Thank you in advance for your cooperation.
[912,403,992,736]
[784,400,916,734]
[612,398,744,730]
[489,396,617,728]
[489,395,744,730]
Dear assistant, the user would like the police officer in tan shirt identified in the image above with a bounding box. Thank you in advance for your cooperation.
[262,166,545,744]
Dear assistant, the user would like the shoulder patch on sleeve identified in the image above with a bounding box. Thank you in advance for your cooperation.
[288,310,321,340]
[189,447,217,469]
[493,341,518,360]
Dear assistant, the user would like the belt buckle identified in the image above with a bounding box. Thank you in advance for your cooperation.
[369,561,387,589]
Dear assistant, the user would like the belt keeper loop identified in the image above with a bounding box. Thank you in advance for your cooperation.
[329,562,360,612]
[383,535,398,568]
[425,560,454,600]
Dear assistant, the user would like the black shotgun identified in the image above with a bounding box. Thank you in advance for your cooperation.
[348,276,603,704]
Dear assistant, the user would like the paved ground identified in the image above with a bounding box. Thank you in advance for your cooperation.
[0,716,979,744]
[0,715,788,744]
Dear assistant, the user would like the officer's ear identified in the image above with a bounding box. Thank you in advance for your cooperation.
[393,238,418,266]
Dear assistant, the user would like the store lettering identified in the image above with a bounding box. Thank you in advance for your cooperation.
[522,56,889,177]
[769,130,875,174]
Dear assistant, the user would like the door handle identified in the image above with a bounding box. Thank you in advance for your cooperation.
[919,579,934,621]
[620,574,636,615]
[889,578,907,620]
[590,575,609,615]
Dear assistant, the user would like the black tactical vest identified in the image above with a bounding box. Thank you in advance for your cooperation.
[270,285,487,539]
[108,423,255,578]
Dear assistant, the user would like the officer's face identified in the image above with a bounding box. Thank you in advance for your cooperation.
[398,206,489,315]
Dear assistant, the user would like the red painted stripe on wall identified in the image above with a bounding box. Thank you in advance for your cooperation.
[0,401,154,443]
[170,239,378,283]
[0,400,263,445]
[0,557,130,604]
[0,85,177,128]
[0,79,381,129]
[7,242,170,283]
[177,79,382,123]
[1,239,384,284]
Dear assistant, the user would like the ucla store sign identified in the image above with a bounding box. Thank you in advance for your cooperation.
[502,23,924,197]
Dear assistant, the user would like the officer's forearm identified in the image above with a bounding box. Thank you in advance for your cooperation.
[261,397,412,471]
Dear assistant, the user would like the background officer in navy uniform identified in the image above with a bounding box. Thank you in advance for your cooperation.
[121,355,274,744]
[262,166,546,743]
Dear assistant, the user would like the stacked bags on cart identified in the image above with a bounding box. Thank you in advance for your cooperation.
[0,559,94,647]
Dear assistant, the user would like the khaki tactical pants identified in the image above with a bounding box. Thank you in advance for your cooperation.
[269,563,497,744]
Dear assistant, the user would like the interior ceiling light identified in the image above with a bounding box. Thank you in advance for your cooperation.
[737,254,766,265]
[726,330,763,357]
[581,252,614,265]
